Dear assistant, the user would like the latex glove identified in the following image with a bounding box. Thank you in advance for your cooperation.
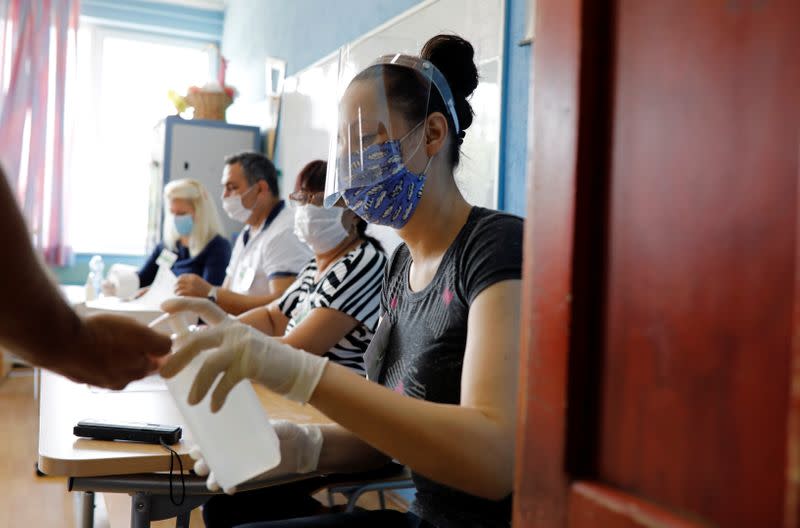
[189,419,324,494]
[100,279,116,297]
[158,297,328,412]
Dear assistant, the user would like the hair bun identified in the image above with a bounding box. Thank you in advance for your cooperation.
[421,34,479,131]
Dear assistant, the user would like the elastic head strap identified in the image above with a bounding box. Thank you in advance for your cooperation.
[372,53,461,135]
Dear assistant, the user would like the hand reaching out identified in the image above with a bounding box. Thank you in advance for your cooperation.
[55,314,172,390]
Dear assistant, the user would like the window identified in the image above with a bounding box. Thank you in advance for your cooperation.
[69,24,212,255]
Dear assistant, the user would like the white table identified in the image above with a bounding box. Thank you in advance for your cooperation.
[38,369,331,527]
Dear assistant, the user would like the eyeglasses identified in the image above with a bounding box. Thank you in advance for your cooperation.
[288,190,325,207]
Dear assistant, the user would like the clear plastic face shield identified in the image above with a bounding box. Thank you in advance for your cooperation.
[324,51,460,209]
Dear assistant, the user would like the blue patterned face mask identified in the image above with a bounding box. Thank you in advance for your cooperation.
[342,124,432,228]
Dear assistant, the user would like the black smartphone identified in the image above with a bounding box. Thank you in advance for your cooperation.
[73,419,182,445]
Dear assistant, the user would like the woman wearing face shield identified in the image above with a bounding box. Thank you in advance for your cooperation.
[161,35,522,528]
[102,178,231,298]
[197,159,388,526]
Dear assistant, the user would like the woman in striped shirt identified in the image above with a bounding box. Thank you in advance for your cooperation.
[197,160,387,526]
[236,160,386,376]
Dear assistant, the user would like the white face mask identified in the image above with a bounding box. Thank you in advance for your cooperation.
[222,185,256,223]
[294,204,350,254]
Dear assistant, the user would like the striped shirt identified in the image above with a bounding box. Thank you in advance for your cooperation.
[277,239,386,375]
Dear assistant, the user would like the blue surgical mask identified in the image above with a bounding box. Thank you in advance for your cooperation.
[342,124,432,228]
[174,214,194,236]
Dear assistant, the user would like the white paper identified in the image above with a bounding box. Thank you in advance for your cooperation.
[81,298,160,327]
[131,266,177,310]
[84,267,176,325]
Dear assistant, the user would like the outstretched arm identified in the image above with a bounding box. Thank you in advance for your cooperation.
[0,167,171,388]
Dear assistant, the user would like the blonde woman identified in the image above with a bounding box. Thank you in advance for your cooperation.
[104,179,232,296]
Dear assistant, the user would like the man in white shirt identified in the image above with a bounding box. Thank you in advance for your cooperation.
[175,153,311,315]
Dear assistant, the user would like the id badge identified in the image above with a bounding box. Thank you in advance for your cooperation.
[156,249,178,269]
[293,299,313,326]
[364,316,393,382]
[237,266,256,291]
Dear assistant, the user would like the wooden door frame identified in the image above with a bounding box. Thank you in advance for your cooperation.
[514,0,614,524]
[514,1,800,526]
[514,0,586,524]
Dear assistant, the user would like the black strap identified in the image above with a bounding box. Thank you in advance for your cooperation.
[160,438,186,506]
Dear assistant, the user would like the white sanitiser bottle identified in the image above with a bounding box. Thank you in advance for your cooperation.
[151,313,281,492]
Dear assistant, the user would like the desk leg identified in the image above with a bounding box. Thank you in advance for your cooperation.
[176,510,191,528]
[131,492,152,528]
[130,491,206,527]
[80,491,95,528]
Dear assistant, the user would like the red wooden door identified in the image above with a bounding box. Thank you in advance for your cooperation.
[515,1,800,526]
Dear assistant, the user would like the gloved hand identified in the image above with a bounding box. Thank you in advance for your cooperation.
[189,419,324,494]
[158,297,328,412]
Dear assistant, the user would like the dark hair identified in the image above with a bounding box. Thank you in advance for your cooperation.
[352,34,479,166]
[224,152,279,196]
[294,159,327,193]
[296,159,384,253]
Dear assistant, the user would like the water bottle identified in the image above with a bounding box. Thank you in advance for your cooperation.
[149,313,281,491]
[88,255,105,298]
